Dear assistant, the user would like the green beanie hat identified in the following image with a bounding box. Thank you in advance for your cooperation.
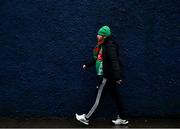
[98,26,111,37]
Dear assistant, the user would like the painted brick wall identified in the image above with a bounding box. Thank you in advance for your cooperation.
[0,0,179,118]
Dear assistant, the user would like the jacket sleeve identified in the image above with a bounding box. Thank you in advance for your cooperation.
[85,58,96,68]
[106,43,123,80]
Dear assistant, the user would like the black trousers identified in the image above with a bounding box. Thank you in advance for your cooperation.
[86,77,124,119]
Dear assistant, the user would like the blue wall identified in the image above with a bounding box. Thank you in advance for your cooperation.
[0,0,179,118]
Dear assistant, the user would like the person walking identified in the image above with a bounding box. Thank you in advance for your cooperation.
[75,26,128,125]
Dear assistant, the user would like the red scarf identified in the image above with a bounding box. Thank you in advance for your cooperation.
[93,35,105,60]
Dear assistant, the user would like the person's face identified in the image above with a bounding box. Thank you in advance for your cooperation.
[97,35,105,43]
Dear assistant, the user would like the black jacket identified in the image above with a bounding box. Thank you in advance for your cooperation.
[86,36,124,81]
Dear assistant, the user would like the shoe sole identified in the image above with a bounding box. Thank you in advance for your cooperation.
[78,119,89,125]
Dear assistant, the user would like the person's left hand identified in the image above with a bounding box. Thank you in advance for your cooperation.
[116,80,123,85]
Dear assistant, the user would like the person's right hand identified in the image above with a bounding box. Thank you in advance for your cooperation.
[116,80,123,85]
[83,64,87,69]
